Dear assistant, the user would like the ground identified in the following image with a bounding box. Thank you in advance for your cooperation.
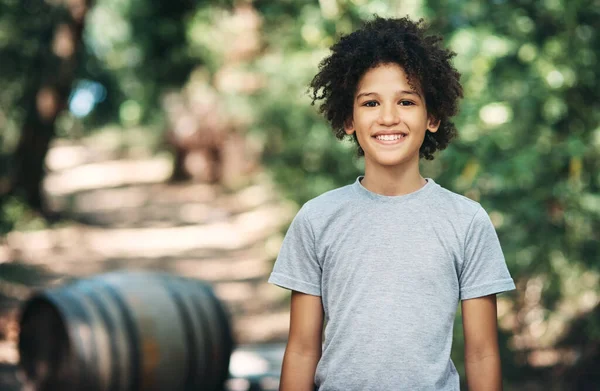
[0,138,295,390]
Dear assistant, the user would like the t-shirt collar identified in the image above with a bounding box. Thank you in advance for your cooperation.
[352,175,436,202]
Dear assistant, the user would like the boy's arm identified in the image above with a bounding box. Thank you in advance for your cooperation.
[461,294,502,391]
[280,290,324,391]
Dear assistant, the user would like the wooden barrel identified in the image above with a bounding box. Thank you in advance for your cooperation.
[17,271,234,391]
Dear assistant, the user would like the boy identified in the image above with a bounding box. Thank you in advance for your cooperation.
[268,16,515,391]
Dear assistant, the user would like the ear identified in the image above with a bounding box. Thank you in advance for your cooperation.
[344,118,355,135]
[427,115,441,133]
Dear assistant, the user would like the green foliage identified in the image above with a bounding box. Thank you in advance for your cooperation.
[81,0,222,129]
[249,1,397,203]
[0,196,48,234]
[421,0,600,304]
[247,47,363,203]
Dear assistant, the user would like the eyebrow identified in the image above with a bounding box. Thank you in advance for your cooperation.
[355,90,422,100]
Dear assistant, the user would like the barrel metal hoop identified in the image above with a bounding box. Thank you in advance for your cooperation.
[162,277,200,391]
[84,283,123,391]
[101,282,142,391]
[200,283,234,386]
[54,289,99,391]
[207,285,235,359]
[188,281,221,391]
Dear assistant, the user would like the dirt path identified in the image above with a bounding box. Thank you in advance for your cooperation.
[0,140,296,388]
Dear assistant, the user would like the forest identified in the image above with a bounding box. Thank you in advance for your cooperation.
[0,0,599,389]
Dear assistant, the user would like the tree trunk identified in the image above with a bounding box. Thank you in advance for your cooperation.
[10,0,92,214]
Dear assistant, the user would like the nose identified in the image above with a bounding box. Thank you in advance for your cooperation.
[377,103,400,126]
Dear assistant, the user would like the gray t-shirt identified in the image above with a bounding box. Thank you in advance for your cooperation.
[269,177,516,391]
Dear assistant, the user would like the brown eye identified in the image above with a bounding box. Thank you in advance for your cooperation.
[399,100,415,106]
[363,101,378,107]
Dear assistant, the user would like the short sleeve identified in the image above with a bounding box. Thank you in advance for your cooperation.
[459,207,516,300]
[268,205,322,296]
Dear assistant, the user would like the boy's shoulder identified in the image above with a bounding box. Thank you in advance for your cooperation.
[297,181,356,218]
[305,182,355,208]
[432,181,480,206]
[429,180,486,219]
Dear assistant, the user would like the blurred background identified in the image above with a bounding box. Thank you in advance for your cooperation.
[0,0,598,390]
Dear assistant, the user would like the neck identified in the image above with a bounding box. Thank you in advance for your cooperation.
[361,158,426,196]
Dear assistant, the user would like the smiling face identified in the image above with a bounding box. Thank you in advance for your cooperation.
[345,63,440,173]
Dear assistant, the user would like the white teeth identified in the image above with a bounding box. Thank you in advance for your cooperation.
[375,134,405,141]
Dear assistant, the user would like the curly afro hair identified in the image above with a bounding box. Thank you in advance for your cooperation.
[309,16,463,160]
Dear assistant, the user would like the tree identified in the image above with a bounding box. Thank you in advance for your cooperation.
[3,0,93,215]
